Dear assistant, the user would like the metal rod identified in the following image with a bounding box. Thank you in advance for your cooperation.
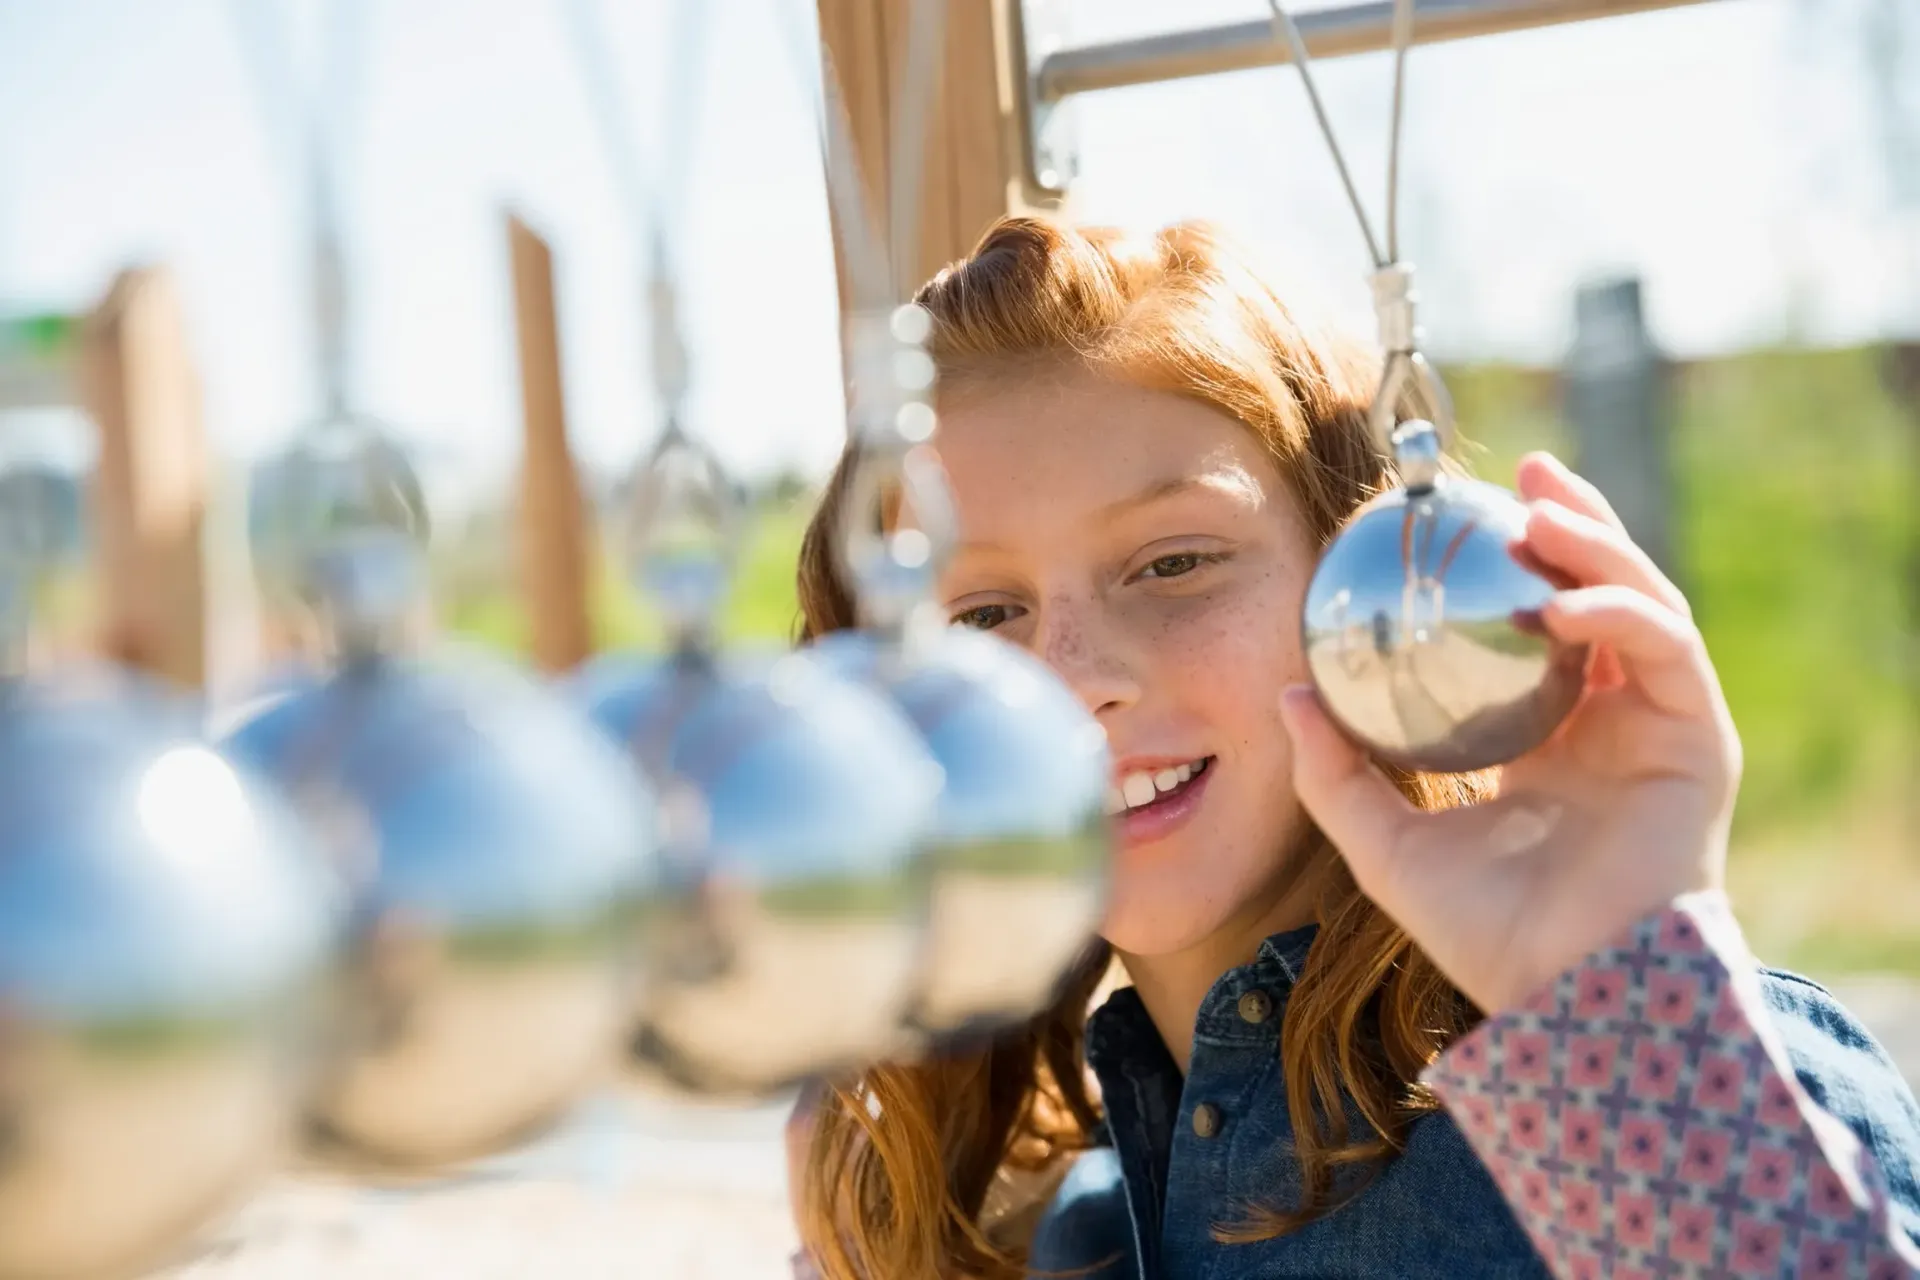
[1037,0,1721,103]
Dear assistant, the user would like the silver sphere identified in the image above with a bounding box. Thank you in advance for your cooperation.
[222,650,656,1168]
[575,649,940,1095]
[0,674,338,1280]
[1302,471,1588,773]
[810,626,1110,1045]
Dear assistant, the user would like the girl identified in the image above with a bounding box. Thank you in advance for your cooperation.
[789,216,1920,1278]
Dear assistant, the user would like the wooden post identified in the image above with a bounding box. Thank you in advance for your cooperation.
[508,214,594,673]
[815,0,1044,304]
[79,267,208,689]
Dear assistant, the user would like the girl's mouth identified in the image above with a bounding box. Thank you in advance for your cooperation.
[1104,757,1214,847]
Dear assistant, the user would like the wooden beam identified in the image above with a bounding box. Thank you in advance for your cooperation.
[507,214,594,674]
[945,0,1023,246]
[78,266,208,689]
[816,0,1046,306]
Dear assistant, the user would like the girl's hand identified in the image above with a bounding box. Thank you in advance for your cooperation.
[1280,451,1741,1015]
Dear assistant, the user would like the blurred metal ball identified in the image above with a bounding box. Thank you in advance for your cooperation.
[222,650,656,1168]
[0,674,338,1280]
[575,649,940,1095]
[1302,473,1588,773]
[810,626,1110,1045]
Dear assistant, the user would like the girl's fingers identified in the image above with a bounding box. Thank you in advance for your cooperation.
[1281,688,1573,922]
[1516,452,1625,531]
[1521,500,1691,619]
[1543,586,1715,719]
[1279,685,1421,899]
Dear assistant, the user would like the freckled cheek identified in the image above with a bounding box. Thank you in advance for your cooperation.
[1137,591,1309,696]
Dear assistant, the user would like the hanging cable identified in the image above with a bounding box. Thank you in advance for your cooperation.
[226,0,372,419]
[564,0,745,648]
[563,0,710,426]
[1264,0,1388,270]
[1267,0,1449,460]
[1385,0,1415,264]
[766,0,959,631]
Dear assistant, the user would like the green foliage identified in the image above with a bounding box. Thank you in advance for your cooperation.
[1674,348,1913,833]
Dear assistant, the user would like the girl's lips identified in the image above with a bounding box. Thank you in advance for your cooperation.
[1116,758,1213,848]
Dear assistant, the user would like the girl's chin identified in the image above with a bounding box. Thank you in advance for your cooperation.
[1097,871,1244,958]
[1097,823,1311,958]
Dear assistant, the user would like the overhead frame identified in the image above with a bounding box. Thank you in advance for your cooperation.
[1015,0,1726,199]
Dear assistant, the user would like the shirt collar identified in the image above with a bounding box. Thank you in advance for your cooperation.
[1087,921,1321,1073]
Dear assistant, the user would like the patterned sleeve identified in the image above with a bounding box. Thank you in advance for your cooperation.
[1422,891,1920,1278]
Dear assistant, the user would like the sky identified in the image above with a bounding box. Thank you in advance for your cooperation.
[0,0,1914,506]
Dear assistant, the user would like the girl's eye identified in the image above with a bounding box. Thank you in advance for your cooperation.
[1141,553,1205,579]
[952,603,1015,631]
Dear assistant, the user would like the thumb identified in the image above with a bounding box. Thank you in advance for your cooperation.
[1279,685,1419,896]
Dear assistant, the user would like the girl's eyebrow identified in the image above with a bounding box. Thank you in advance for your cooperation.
[952,465,1262,559]
[1093,466,1262,523]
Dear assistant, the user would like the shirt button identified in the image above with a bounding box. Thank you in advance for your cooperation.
[1237,990,1274,1024]
[1191,1103,1222,1139]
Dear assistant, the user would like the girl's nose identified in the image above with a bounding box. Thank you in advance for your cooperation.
[1035,606,1143,720]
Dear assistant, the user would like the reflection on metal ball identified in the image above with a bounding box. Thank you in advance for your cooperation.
[810,626,1110,1046]
[575,649,940,1096]
[0,674,338,1280]
[1302,468,1588,774]
[222,650,656,1168]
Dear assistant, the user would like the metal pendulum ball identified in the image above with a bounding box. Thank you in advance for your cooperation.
[0,465,338,1280]
[1301,268,1587,773]
[225,420,658,1168]
[1265,0,1587,773]
[807,305,1111,1048]
[572,263,942,1097]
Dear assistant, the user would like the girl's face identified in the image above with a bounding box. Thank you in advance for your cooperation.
[934,368,1323,958]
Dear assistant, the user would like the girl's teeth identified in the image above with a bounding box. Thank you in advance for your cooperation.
[1110,760,1209,815]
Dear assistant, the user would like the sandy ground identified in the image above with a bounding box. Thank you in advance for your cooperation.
[149,1088,801,1279]
[140,981,1918,1279]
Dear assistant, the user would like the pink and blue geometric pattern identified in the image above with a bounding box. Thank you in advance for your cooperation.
[1425,892,1920,1279]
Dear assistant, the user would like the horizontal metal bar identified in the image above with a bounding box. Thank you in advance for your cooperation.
[1036,0,1723,103]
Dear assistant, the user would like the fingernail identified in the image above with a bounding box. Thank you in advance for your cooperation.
[1279,684,1316,720]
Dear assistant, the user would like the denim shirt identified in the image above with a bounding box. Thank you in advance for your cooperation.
[1026,923,1920,1279]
